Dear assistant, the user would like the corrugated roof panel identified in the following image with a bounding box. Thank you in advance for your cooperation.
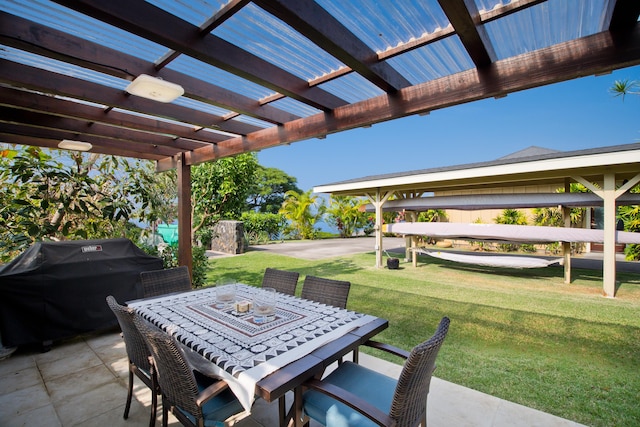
[172,96,233,118]
[1,0,167,62]
[317,73,385,104]
[474,0,510,13]
[268,97,322,117]
[146,0,225,27]
[0,46,129,90]
[316,0,450,53]
[386,37,474,85]
[166,55,277,101]
[484,0,609,60]
[212,3,343,81]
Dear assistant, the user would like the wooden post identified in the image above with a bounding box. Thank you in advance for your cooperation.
[602,174,616,298]
[176,153,193,278]
[562,179,571,284]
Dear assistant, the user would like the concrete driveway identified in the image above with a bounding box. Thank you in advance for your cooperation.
[248,236,406,260]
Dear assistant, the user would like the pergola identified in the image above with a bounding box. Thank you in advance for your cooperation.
[1,0,640,276]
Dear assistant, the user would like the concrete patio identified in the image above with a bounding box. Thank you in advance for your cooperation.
[0,328,586,427]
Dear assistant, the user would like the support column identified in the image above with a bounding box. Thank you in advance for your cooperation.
[405,211,418,265]
[572,173,640,297]
[368,190,392,269]
[602,174,617,298]
[177,153,193,277]
[562,180,571,284]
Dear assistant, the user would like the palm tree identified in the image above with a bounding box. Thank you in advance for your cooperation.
[610,79,639,101]
[326,195,366,238]
[279,190,325,239]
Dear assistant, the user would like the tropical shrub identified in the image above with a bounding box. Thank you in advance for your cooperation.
[325,196,370,238]
[241,211,286,243]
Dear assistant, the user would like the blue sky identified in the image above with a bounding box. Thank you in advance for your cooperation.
[258,64,640,193]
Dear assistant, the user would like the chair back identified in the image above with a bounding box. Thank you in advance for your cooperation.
[301,275,351,309]
[390,316,450,427]
[140,265,192,298]
[133,315,202,419]
[106,295,152,373]
[261,268,299,295]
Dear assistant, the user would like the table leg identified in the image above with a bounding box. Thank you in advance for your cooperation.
[279,395,290,427]
[293,386,310,427]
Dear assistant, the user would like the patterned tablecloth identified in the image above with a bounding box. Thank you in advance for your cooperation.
[129,285,376,412]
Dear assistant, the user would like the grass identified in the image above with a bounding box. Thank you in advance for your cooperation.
[204,246,640,427]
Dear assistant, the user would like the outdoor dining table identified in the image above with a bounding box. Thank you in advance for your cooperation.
[128,284,388,427]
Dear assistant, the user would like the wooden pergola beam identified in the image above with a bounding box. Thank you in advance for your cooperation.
[1,122,180,158]
[155,0,251,69]
[0,60,260,136]
[254,0,411,92]
[437,0,496,68]
[0,107,194,155]
[0,88,227,147]
[188,25,640,165]
[0,11,298,126]
[0,133,165,160]
[54,0,347,111]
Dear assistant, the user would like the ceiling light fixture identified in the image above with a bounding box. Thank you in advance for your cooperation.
[125,74,184,103]
[58,139,93,151]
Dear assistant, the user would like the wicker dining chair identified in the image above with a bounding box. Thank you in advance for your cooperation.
[301,316,450,427]
[140,266,192,298]
[300,275,351,309]
[132,315,244,427]
[261,268,300,296]
[106,296,160,427]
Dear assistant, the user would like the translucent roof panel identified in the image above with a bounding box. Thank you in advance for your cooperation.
[212,3,344,81]
[146,0,226,27]
[166,55,277,101]
[1,0,168,62]
[316,0,450,53]
[387,37,474,85]
[172,96,234,118]
[0,46,129,90]
[268,98,323,118]
[317,73,385,104]
[483,0,610,60]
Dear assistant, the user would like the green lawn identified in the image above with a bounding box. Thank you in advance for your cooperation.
[205,247,640,427]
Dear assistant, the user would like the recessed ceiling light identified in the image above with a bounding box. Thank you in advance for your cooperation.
[58,139,93,151]
[125,74,184,103]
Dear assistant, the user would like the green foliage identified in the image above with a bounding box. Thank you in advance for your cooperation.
[325,196,369,238]
[245,166,301,213]
[494,208,528,252]
[191,246,209,287]
[139,243,208,287]
[619,187,640,261]
[191,153,258,242]
[0,147,135,261]
[241,211,286,243]
[610,78,639,101]
[279,190,325,239]
[494,208,528,225]
[417,209,447,223]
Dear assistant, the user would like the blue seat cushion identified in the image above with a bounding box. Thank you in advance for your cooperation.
[175,375,244,427]
[302,361,397,427]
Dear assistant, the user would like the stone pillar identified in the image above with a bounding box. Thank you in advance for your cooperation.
[210,221,246,254]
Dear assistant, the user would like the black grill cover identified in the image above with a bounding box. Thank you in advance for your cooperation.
[0,238,163,348]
